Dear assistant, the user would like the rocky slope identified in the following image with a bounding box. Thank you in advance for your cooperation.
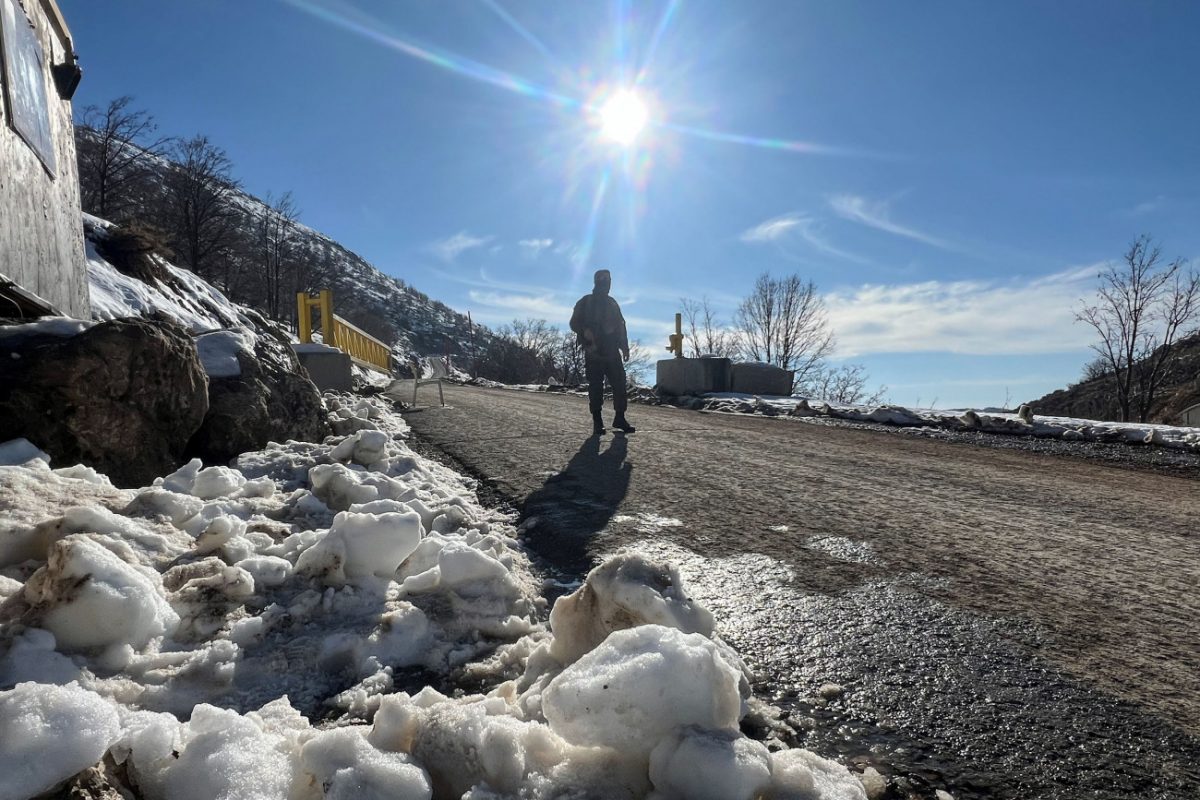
[1027,334,1200,424]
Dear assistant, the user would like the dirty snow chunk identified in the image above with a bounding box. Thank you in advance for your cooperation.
[195,329,256,378]
[549,554,715,665]
[398,540,509,595]
[191,466,248,500]
[542,625,742,756]
[298,510,423,583]
[124,487,204,527]
[237,555,293,588]
[0,438,50,466]
[25,534,179,651]
[133,704,291,800]
[53,463,112,487]
[649,727,772,800]
[360,605,432,672]
[0,629,81,689]
[370,692,566,798]
[309,463,382,511]
[159,458,203,495]
[330,429,391,467]
[769,748,869,800]
[0,681,120,800]
[299,726,432,800]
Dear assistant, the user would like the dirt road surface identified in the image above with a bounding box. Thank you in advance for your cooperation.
[402,384,1200,800]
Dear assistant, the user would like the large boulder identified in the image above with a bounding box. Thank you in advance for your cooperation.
[187,332,329,464]
[0,315,209,487]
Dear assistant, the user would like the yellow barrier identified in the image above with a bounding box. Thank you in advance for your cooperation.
[665,312,684,358]
[296,290,391,373]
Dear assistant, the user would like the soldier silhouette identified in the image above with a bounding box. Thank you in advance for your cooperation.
[570,269,635,435]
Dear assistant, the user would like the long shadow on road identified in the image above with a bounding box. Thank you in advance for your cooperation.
[519,433,630,573]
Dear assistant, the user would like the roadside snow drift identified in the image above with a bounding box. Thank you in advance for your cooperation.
[0,395,865,799]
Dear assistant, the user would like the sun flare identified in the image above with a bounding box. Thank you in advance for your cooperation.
[598,89,649,146]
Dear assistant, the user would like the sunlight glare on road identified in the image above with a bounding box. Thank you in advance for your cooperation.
[598,89,649,146]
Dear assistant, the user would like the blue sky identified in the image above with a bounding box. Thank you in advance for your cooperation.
[60,1,1200,408]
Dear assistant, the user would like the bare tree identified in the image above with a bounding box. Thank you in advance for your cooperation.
[734,273,835,389]
[680,296,737,358]
[623,340,655,386]
[1076,235,1200,421]
[554,331,586,385]
[258,191,301,320]
[76,96,172,221]
[160,136,242,288]
[799,363,887,405]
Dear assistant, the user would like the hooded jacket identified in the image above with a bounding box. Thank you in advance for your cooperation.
[570,290,629,359]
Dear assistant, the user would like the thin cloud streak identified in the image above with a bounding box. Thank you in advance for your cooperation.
[830,194,951,250]
[428,231,493,263]
[741,212,870,264]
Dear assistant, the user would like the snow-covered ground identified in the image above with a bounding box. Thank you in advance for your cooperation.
[697,393,1200,452]
[0,395,868,799]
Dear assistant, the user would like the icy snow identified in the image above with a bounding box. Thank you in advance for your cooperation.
[0,389,867,799]
[0,438,49,467]
[0,681,121,800]
[195,329,256,378]
[0,316,94,344]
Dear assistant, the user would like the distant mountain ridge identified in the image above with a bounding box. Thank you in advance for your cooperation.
[1028,333,1200,424]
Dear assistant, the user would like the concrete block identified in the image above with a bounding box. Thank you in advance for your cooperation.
[295,347,353,392]
[656,357,730,395]
[729,362,793,396]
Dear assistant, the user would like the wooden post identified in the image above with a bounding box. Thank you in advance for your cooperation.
[319,289,335,347]
[297,293,312,343]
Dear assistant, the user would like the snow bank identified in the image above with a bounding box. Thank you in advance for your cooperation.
[697,393,1200,453]
[0,392,865,798]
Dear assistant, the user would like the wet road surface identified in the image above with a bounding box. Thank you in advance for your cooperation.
[402,384,1200,799]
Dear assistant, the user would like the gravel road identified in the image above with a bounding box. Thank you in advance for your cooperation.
[402,384,1200,800]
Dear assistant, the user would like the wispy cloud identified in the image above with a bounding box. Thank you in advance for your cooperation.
[518,238,555,257]
[428,231,493,263]
[829,194,950,250]
[1123,195,1167,218]
[826,264,1101,357]
[740,212,869,264]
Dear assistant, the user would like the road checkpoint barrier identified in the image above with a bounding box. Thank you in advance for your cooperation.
[296,290,391,373]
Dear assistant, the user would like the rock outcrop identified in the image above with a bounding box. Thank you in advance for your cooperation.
[0,315,209,487]
[186,332,329,464]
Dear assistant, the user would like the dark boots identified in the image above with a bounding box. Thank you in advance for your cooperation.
[612,413,636,433]
[592,411,606,435]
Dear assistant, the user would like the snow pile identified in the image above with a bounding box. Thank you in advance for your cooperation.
[696,392,1200,453]
[0,395,865,798]
[85,214,267,340]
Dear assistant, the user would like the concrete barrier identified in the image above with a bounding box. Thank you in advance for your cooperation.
[294,345,352,392]
[729,362,793,396]
[655,357,731,396]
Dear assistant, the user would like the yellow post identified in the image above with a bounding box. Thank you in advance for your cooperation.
[297,293,312,343]
[666,312,684,357]
[319,289,335,346]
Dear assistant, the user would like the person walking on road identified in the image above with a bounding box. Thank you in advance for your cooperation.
[570,269,636,436]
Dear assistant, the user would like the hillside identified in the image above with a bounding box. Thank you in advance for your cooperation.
[76,128,491,366]
[1028,334,1200,424]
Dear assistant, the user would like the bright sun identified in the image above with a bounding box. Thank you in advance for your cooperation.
[598,90,649,146]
